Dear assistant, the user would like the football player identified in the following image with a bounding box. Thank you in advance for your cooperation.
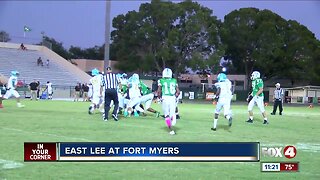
[157,68,180,135]
[211,73,233,131]
[139,80,160,117]
[246,71,269,124]
[88,68,104,114]
[2,71,25,107]
[124,74,142,117]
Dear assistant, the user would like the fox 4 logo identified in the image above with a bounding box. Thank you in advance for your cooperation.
[261,145,297,159]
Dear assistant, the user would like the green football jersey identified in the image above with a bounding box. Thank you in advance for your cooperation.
[158,78,178,96]
[140,81,151,95]
[121,84,128,94]
[252,78,264,97]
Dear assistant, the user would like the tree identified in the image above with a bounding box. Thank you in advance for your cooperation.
[222,8,319,85]
[111,0,222,75]
[276,20,319,85]
[43,36,70,60]
[0,31,11,42]
[69,46,84,59]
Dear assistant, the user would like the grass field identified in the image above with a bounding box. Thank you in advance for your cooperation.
[0,99,319,179]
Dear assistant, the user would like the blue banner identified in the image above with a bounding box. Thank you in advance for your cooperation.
[58,142,259,162]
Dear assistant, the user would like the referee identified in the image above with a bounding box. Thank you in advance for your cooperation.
[103,67,120,121]
[271,83,284,115]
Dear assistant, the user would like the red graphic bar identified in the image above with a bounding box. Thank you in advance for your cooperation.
[24,142,57,161]
[280,162,299,172]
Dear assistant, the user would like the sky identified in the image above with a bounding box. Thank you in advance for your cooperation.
[0,1,319,49]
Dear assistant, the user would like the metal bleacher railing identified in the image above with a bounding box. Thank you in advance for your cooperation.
[16,85,79,100]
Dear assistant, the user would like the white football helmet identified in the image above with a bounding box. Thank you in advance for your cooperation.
[162,68,172,78]
[132,73,139,80]
[251,71,260,80]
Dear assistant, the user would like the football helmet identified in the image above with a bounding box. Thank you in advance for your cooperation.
[162,68,172,78]
[217,73,227,82]
[91,68,100,76]
[251,71,260,80]
[10,71,20,77]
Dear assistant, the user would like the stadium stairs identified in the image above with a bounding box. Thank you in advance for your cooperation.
[0,42,91,98]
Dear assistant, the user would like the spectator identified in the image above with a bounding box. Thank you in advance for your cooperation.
[46,59,50,68]
[20,43,27,50]
[37,57,43,66]
[0,80,6,108]
[29,79,39,101]
[82,83,89,102]
[80,83,85,98]
[74,83,81,102]
[37,81,41,100]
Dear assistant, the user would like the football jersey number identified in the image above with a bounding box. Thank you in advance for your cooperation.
[163,82,176,95]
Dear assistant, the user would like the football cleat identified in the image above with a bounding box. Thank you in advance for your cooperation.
[228,117,233,127]
[176,114,181,119]
[112,114,118,121]
[169,130,176,135]
[270,112,275,115]
[124,110,128,117]
[88,106,93,114]
[246,119,253,123]
[263,120,269,124]
[211,128,216,131]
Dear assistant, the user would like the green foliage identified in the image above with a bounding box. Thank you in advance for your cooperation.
[43,36,70,60]
[222,8,319,84]
[0,30,11,42]
[111,0,222,75]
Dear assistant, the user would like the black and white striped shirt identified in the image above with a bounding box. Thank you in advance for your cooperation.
[103,73,120,89]
[274,88,284,100]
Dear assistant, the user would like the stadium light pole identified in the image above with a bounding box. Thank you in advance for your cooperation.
[104,1,111,74]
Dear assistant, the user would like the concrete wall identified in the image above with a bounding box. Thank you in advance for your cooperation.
[72,59,120,73]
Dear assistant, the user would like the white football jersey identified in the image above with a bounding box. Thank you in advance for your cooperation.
[90,74,103,93]
[129,82,141,98]
[215,79,232,98]
[46,83,53,93]
[7,76,18,90]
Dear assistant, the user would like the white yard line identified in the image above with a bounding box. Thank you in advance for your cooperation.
[1,127,92,142]
[0,159,24,170]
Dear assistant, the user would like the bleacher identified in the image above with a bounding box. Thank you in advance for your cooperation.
[0,48,83,86]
